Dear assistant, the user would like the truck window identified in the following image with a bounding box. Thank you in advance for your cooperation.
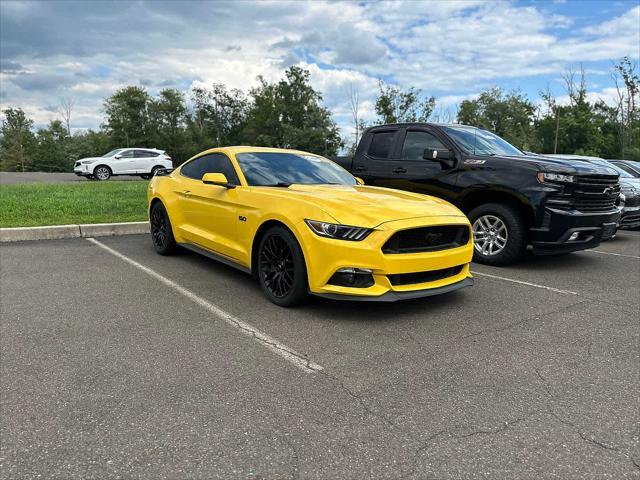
[368,131,395,158]
[401,131,446,160]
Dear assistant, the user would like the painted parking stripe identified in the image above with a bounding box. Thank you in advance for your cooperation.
[87,238,323,374]
[586,250,640,260]
[470,271,578,295]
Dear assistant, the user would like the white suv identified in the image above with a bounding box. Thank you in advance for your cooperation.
[73,148,173,180]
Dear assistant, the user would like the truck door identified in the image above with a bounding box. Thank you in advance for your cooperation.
[380,127,458,201]
[355,129,401,186]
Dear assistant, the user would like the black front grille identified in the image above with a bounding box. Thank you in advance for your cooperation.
[388,265,464,286]
[547,175,620,212]
[382,225,470,254]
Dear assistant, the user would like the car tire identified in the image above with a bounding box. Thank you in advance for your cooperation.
[93,165,112,181]
[150,202,177,255]
[469,203,527,266]
[150,166,162,177]
[257,226,308,307]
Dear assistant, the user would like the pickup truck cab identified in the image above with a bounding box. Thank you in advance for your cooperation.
[333,123,621,265]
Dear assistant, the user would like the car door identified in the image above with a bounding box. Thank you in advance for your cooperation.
[355,129,401,186]
[380,127,458,201]
[112,149,136,174]
[176,153,245,261]
[133,150,157,173]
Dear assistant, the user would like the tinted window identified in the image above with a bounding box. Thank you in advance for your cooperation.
[440,126,522,156]
[236,152,356,186]
[102,149,124,158]
[119,150,134,158]
[610,162,639,178]
[180,153,240,184]
[134,150,159,158]
[401,131,446,160]
[367,131,395,158]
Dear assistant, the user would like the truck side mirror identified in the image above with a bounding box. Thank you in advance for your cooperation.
[423,148,452,161]
[423,148,455,168]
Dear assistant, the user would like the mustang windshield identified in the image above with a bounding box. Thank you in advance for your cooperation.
[440,126,523,156]
[236,152,357,186]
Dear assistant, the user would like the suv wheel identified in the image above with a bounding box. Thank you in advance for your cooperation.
[257,226,308,307]
[94,165,111,181]
[469,203,527,266]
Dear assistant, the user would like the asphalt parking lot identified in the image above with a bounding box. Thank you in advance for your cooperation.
[1,231,638,479]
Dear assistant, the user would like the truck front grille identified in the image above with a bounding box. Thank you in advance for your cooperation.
[382,225,470,254]
[388,265,464,286]
[547,175,620,213]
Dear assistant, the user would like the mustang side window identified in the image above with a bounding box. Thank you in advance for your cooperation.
[401,131,446,160]
[181,154,240,184]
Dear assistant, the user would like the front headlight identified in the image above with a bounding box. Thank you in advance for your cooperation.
[537,172,575,183]
[305,219,373,241]
[81,160,94,165]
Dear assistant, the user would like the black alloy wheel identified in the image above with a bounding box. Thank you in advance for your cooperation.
[150,202,176,255]
[258,226,308,306]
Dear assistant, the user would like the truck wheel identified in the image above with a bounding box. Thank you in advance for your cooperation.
[469,203,526,266]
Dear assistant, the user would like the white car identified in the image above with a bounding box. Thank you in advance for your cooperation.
[73,148,173,180]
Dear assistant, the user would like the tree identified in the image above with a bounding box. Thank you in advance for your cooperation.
[149,88,188,162]
[58,97,74,136]
[34,120,71,171]
[243,66,342,155]
[612,57,640,159]
[457,88,535,149]
[374,81,435,124]
[102,86,151,147]
[347,84,362,152]
[187,83,248,155]
[0,108,37,172]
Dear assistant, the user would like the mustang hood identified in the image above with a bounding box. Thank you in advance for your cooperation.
[277,184,466,228]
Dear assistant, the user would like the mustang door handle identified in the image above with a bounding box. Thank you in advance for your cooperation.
[392,167,407,174]
[354,165,367,172]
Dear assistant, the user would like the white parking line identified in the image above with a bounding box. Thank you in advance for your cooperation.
[87,237,323,374]
[586,250,640,259]
[470,271,578,295]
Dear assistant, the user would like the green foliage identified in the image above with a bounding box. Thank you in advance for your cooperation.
[102,86,152,147]
[0,181,148,227]
[457,88,535,149]
[0,108,37,172]
[242,66,342,155]
[374,81,435,124]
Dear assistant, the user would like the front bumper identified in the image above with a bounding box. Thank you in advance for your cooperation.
[619,205,640,229]
[530,207,621,255]
[74,165,91,176]
[297,216,474,301]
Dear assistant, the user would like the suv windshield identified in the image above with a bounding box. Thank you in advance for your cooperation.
[440,126,523,156]
[236,152,357,186]
[102,149,124,157]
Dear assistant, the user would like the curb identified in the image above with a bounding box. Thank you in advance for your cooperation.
[0,221,149,242]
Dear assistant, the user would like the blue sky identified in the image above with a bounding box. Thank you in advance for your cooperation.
[1,0,638,141]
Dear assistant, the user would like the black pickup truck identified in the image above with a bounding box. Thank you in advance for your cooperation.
[333,123,621,265]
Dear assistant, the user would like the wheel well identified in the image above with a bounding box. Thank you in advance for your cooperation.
[93,164,112,174]
[149,198,163,215]
[251,220,293,277]
[459,190,534,227]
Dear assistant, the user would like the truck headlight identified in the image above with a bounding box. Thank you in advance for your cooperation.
[305,220,373,241]
[537,172,575,183]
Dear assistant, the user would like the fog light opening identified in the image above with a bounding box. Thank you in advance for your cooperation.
[328,268,374,288]
[568,232,580,241]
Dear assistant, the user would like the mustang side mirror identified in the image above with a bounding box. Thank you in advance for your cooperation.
[354,176,365,185]
[202,173,236,189]
[423,148,455,168]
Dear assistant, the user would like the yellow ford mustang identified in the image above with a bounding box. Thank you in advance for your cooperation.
[148,146,474,306]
